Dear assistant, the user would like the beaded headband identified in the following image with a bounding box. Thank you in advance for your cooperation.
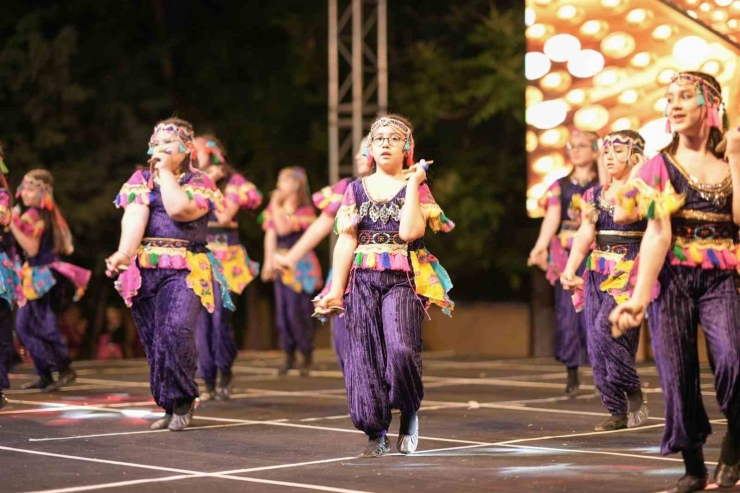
[664,72,727,131]
[17,175,54,210]
[20,176,51,192]
[366,117,415,166]
[567,130,600,152]
[152,123,194,144]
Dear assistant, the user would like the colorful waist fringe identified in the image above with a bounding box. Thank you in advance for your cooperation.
[668,236,740,270]
[546,235,571,285]
[276,248,323,295]
[114,238,235,313]
[0,253,24,307]
[21,261,90,302]
[207,242,260,295]
[572,248,660,312]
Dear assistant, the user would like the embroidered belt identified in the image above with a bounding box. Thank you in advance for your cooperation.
[561,221,579,232]
[141,237,190,249]
[595,244,629,255]
[673,223,735,242]
[357,231,405,246]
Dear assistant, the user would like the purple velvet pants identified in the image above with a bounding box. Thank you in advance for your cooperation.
[131,269,202,413]
[343,269,425,438]
[648,264,740,455]
[583,270,641,415]
[16,284,70,379]
[195,282,237,384]
[274,277,315,356]
[0,300,13,389]
[554,279,589,368]
[333,316,347,374]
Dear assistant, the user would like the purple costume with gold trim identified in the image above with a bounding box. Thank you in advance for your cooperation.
[334,179,454,438]
[195,173,262,386]
[618,152,740,455]
[14,206,89,382]
[313,177,353,372]
[262,203,322,359]
[539,174,598,368]
[113,170,234,413]
[0,190,23,391]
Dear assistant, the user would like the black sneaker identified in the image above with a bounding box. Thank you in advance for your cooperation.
[300,353,312,377]
[358,435,391,458]
[0,392,7,410]
[565,367,579,397]
[278,353,295,376]
[714,431,740,488]
[21,377,53,390]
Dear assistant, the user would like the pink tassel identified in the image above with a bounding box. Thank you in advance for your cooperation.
[665,118,672,134]
[159,255,172,269]
[701,250,713,270]
[707,104,720,129]
[723,249,739,268]
[194,195,208,209]
[390,253,410,271]
[405,143,415,167]
[148,161,155,190]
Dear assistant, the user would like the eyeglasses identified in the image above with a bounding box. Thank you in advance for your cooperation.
[371,135,404,147]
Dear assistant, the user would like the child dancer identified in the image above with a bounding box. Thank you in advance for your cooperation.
[315,114,454,457]
[275,137,373,373]
[260,167,322,376]
[106,118,233,431]
[0,147,24,408]
[561,130,650,431]
[194,135,262,400]
[11,170,90,392]
[610,71,740,492]
[528,130,600,395]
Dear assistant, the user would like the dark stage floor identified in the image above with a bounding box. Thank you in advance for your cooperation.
[1,351,738,493]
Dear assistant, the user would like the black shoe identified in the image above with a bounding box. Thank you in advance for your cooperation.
[358,435,391,458]
[714,431,740,488]
[215,373,232,401]
[200,382,216,402]
[594,414,628,431]
[21,377,53,390]
[565,367,579,397]
[668,475,707,493]
[278,353,295,376]
[0,393,7,410]
[300,353,312,377]
[397,412,419,454]
[627,390,650,428]
[44,369,77,392]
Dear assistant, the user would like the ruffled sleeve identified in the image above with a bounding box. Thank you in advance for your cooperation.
[418,183,455,233]
[334,182,360,234]
[313,178,353,218]
[538,179,562,211]
[580,187,598,224]
[12,207,43,238]
[182,172,225,212]
[260,204,316,233]
[0,190,10,227]
[616,154,685,220]
[114,170,152,208]
[224,173,263,211]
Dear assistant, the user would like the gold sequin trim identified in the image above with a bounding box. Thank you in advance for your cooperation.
[673,209,732,222]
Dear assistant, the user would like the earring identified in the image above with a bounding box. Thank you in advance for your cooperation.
[179,143,186,153]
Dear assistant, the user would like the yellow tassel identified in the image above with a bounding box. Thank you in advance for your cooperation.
[689,244,703,263]
[366,252,376,268]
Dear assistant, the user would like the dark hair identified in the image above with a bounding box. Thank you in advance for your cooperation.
[660,71,724,158]
[24,169,73,255]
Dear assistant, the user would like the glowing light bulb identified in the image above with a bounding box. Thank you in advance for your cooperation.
[566,89,587,105]
[525,52,551,80]
[527,99,569,129]
[567,50,605,78]
[544,34,582,62]
[630,52,652,68]
[652,25,674,40]
[525,8,536,26]
[673,36,710,67]
[619,90,639,104]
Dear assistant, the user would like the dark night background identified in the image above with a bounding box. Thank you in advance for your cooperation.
[0,0,530,353]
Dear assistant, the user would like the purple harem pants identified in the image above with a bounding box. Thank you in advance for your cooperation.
[0,300,13,389]
[583,270,641,415]
[16,282,70,379]
[274,277,315,357]
[131,269,202,413]
[195,282,237,384]
[647,263,740,455]
[343,269,425,438]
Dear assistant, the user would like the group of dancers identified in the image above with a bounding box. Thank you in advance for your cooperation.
[530,70,740,492]
[1,67,738,493]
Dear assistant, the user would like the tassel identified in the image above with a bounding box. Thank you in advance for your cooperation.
[598,256,606,273]
[722,104,730,131]
[664,118,671,134]
[688,244,703,264]
[405,143,415,167]
[707,104,720,129]
[381,252,391,269]
[672,245,687,261]
[706,249,721,268]
[697,85,706,106]
[646,201,655,219]
[353,253,362,266]
[0,159,8,175]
